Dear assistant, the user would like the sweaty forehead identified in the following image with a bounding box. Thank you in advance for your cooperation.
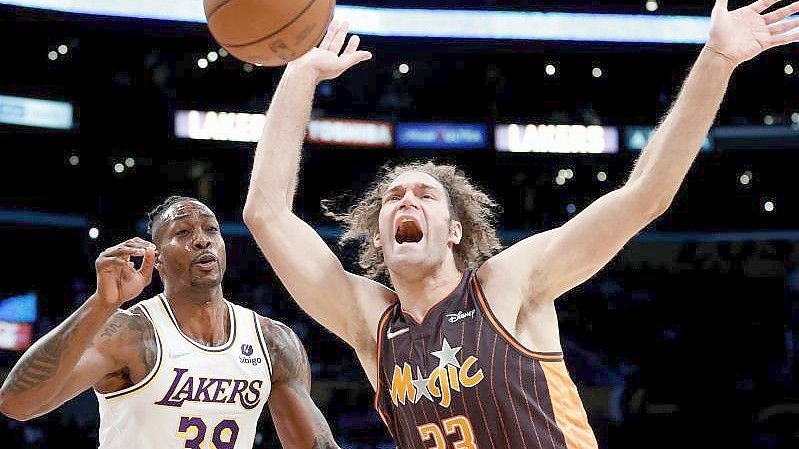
[385,171,446,193]
[161,200,216,223]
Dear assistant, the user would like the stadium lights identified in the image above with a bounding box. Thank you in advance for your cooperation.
[739,171,752,186]
[113,163,124,173]
[597,171,608,182]
[57,44,68,55]
[786,63,795,76]
[645,1,659,12]
[398,63,410,74]
[125,157,135,168]
[592,67,603,78]
[764,200,775,213]
[48,50,57,61]
[545,64,557,76]
[68,155,79,166]
[89,227,99,239]
[197,58,208,69]
[207,51,218,62]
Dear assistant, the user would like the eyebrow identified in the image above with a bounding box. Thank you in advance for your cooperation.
[383,183,441,196]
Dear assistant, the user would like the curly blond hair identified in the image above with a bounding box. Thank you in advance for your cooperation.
[323,161,502,279]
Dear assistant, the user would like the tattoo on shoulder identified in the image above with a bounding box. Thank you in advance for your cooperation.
[127,308,157,375]
[99,314,127,339]
[259,317,310,387]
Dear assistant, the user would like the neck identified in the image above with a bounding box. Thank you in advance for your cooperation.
[163,284,228,346]
[389,257,462,323]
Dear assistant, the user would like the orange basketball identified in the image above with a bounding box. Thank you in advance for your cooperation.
[204,0,335,67]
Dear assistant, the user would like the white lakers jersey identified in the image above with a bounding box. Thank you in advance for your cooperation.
[95,294,272,448]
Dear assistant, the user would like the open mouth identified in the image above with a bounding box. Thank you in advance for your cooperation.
[395,219,423,244]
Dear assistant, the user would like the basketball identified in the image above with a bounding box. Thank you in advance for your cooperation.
[204,0,336,67]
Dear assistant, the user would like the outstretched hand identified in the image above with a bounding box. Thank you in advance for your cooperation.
[288,21,372,83]
[708,0,799,66]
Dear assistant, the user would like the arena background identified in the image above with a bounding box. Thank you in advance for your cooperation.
[0,1,797,447]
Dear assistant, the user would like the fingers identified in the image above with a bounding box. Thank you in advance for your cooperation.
[714,0,729,11]
[327,21,349,54]
[97,237,156,265]
[318,20,338,50]
[768,17,799,34]
[138,248,156,285]
[342,34,360,55]
[769,26,799,46]
[344,50,373,67]
[763,1,799,24]
[751,0,782,13]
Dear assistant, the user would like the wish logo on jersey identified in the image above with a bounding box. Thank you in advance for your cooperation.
[239,343,262,366]
[154,368,264,410]
[390,338,484,408]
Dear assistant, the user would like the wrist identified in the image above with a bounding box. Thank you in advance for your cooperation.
[88,292,122,311]
[701,44,738,73]
[284,60,323,86]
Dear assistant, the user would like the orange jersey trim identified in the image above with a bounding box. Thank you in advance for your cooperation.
[540,361,599,449]
[471,275,564,362]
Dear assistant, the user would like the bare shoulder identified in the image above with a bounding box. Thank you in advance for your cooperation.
[478,229,556,303]
[93,305,158,391]
[256,316,309,386]
[348,273,398,348]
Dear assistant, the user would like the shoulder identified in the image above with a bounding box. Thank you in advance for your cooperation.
[256,316,309,385]
[90,304,158,385]
[95,306,152,345]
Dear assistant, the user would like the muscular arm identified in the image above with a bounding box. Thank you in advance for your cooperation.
[0,298,152,420]
[261,317,340,449]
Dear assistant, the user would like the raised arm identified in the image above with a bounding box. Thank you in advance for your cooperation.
[0,238,156,420]
[481,0,799,304]
[261,317,340,449]
[243,22,393,353]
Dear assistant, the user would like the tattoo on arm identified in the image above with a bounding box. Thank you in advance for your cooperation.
[312,435,338,449]
[261,317,340,449]
[4,308,87,394]
[100,315,126,338]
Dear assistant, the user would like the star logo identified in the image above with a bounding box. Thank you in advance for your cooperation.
[412,367,433,403]
[431,338,462,369]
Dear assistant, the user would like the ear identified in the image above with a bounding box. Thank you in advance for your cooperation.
[449,220,462,246]
[372,230,382,249]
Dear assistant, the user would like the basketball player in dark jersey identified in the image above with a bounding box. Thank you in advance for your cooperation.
[245,3,799,448]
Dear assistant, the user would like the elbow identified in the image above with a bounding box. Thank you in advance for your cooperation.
[243,188,286,228]
[624,181,674,221]
[0,394,36,422]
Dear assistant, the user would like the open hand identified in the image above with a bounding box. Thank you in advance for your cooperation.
[94,237,156,306]
[708,0,799,66]
[288,21,372,83]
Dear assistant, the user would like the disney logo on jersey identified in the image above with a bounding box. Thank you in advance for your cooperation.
[390,338,484,408]
[445,309,475,323]
[239,343,262,366]
[155,368,264,410]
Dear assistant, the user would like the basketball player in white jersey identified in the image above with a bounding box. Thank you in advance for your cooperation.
[0,196,342,448]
